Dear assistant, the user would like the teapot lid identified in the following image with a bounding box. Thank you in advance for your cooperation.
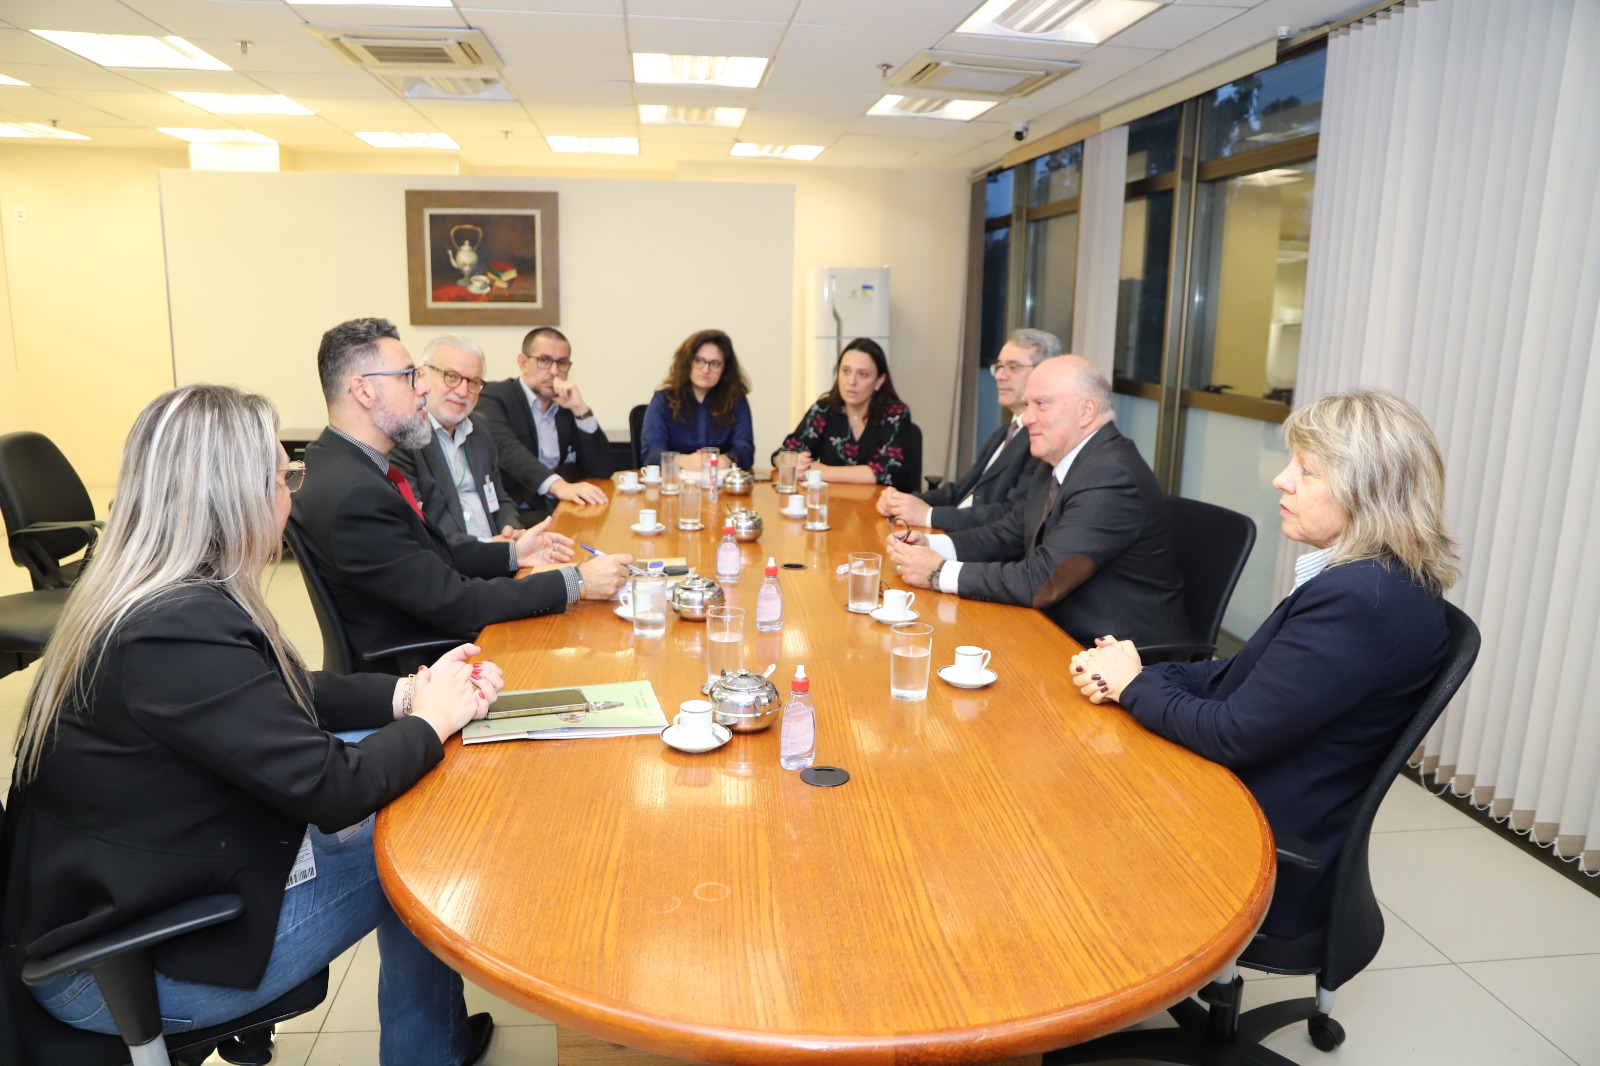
[708,668,779,697]
[678,573,720,591]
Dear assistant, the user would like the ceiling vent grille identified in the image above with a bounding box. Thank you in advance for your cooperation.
[305,25,502,73]
[889,50,1078,99]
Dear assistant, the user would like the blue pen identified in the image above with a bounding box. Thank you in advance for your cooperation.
[582,544,647,575]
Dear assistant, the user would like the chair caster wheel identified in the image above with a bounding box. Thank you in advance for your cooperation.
[217,1026,276,1065]
[1308,1015,1345,1052]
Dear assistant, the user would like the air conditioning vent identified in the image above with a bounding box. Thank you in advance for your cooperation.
[357,41,476,67]
[889,50,1078,99]
[305,25,502,73]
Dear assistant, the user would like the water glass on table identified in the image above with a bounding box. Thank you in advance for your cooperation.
[890,622,934,701]
[660,452,680,495]
[677,476,703,530]
[630,572,667,638]
[847,552,881,613]
[774,451,799,494]
[706,606,745,684]
[804,479,829,530]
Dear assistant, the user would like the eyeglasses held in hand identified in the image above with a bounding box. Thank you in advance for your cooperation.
[989,360,1032,378]
[692,356,725,371]
[534,355,573,372]
[282,460,306,494]
[425,364,484,392]
[361,366,418,388]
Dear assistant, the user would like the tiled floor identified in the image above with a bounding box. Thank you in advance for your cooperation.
[4,556,1599,1065]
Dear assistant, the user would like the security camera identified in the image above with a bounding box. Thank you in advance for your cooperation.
[1013,122,1029,142]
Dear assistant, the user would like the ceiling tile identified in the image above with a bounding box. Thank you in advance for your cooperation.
[792,0,979,33]
[936,33,1092,62]
[268,5,469,31]
[736,113,850,139]
[107,69,273,93]
[408,99,530,122]
[507,78,635,105]
[776,24,943,64]
[48,88,244,124]
[304,99,426,124]
[749,88,875,115]
[530,118,637,136]
[119,0,313,42]
[1172,0,1260,7]
[633,84,753,107]
[459,0,623,11]
[494,47,630,82]
[519,104,636,124]
[833,130,956,151]
[248,70,397,99]
[626,0,799,20]
[187,38,351,75]
[0,28,90,65]
[0,62,138,91]
[3,0,167,35]
[848,114,972,140]
[626,17,786,57]
[1108,4,1245,50]
[0,92,130,124]
[762,59,899,94]
[460,10,625,53]
[639,124,738,144]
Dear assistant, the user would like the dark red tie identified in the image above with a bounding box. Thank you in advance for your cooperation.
[1004,421,1019,446]
[1032,476,1060,546]
[385,465,426,522]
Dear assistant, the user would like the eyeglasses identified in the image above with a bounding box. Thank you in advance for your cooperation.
[691,356,725,371]
[990,360,1034,378]
[424,364,484,393]
[361,366,418,388]
[533,355,573,372]
[281,460,306,494]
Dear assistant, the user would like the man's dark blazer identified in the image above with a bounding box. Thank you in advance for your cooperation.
[947,423,1188,648]
[477,377,614,509]
[920,419,1038,532]
[390,413,523,541]
[1121,558,1449,938]
[293,429,566,668]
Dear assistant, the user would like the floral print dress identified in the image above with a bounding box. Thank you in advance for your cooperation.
[777,400,920,492]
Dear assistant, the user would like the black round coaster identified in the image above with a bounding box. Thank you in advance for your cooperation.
[800,765,850,788]
[781,562,806,570]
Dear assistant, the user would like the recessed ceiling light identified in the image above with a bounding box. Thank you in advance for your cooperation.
[170,92,314,116]
[956,0,1165,45]
[638,105,746,128]
[730,143,824,161]
[546,136,639,155]
[0,74,30,87]
[355,131,460,149]
[158,127,276,144]
[867,95,998,121]
[632,53,768,89]
[0,122,89,140]
[31,30,230,70]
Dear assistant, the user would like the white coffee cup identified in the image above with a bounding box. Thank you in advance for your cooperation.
[806,468,823,487]
[674,699,716,741]
[643,464,661,481]
[881,588,916,618]
[638,508,657,530]
[619,470,640,490]
[952,645,992,681]
[783,496,806,515]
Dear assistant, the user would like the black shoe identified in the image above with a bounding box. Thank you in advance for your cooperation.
[462,1011,495,1066]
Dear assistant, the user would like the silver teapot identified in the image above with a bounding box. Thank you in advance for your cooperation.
[726,507,763,543]
[720,467,754,496]
[669,573,725,620]
[704,668,781,733]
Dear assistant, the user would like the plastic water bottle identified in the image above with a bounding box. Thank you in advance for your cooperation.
[779,665,815,770]
[715,523,741,580]
[755,556,783,631]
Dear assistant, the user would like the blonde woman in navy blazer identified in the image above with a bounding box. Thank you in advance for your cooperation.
[1070,388,1460,938]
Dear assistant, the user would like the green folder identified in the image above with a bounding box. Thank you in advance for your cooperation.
[461,681,666,744]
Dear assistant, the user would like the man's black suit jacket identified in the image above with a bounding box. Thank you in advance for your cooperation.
[947,423,1188,648]
[389,414,523,541]
[293,429,566,669]
[477,377,614,510]
[919,419,1038,532]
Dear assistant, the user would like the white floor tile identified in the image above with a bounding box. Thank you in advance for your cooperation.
[1373,776,1481,832]
[1461,953,1600,1066]
[1240,901,1448,983]
[304,1019,556,1066]
[196,1031,316,1066]
[317,933,381,1032]
[304,1029,381,1065]
[277,941,361,1034]
[464,979,557,1027]
[1371,827,1600,962]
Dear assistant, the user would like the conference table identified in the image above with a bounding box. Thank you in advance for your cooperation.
[375,477,1274,1065]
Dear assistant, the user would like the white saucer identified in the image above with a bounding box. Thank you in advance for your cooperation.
[662,722,731,754]
[630,522,666,535]
[781,507,807,519]
[613,603,636,621]
[845,603,876,614]
[618,484,644,494]
[640,476,662,486]
[870,607,919,624]
[938,666,997,690]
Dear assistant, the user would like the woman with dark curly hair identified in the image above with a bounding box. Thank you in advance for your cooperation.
[639,328,755,471]
[775,338,920,492]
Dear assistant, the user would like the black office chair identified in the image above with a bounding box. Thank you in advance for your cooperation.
[0,588,70,682]
[1139,495,1256,662]
[1046,601,1481,1065]
[0,789,329,1066]
[0,432,104,591]
[627,403,648,470]
[282,520,458,675]
[894,422,924,494]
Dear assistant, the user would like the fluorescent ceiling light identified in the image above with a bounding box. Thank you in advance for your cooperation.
[867,95,998,121]
[546,136,638,155]
[730,143,824,161]
[158,127,276,144]
[0,74,30,87]
[0,122,89,140]
[171,92,314,115]
[632,53,768,89]
[31,30,230,70]
[957,0,1164,45]
[355,131,460,149]
[638,105,746,128]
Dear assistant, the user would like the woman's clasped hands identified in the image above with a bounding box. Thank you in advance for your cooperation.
[409,644,506,740]
[1069,636,1143,705]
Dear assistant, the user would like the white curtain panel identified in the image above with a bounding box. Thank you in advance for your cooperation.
[1073,125,1129,378]
[1299,0,1600,867]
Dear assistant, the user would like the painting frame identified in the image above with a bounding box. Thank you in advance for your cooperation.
[405,190,561,326]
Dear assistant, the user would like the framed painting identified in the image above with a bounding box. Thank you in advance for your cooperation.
[405,190,560,326]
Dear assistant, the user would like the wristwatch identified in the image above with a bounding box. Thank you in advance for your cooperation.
[929,561,946,593]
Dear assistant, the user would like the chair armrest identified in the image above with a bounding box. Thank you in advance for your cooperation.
[1271,828,1322,870]
[8,520,104,544]
[924,476,944,491]
[361,638,464,665]
[21,893,243,986]
[1136,641,1217,664]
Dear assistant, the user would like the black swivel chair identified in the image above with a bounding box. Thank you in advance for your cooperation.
[0,790,328,1066]
[628,404,648,470]
[0,432,104,591]
[895,422,925,494]
[282,520,458,675]
[1047,601,1481,1066]
[0,588,69,681]
[1139,495,1256,662]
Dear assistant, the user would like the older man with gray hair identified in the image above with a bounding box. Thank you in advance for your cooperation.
[876,328,1060,532]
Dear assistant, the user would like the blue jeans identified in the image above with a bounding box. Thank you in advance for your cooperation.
[31,815,469,1066]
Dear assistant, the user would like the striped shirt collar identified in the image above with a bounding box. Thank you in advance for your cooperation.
[1294,547,1334,590]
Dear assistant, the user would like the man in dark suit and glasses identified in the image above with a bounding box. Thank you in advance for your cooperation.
[885,356,1187,649]
[390,334,524,545]
[876,328,1059,532]
[477,326,614,517]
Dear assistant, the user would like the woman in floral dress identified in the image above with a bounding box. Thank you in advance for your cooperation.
[776,338,920,493]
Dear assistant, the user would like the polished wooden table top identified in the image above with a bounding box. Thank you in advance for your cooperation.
[376,479,1274,1065]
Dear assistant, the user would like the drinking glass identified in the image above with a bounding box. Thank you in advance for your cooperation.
[774,450,799,494]
[630,573,667,638]
[804,479,829,530]
[660,451,680,496]
[890,622,934,701]
[847,552,881,613]
[699,447,720,486]
[677,476,702,530]
[706,606,745,684]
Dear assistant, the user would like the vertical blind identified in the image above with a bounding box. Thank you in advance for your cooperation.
[1072,125,1129,380]
[1298,0,1600,868]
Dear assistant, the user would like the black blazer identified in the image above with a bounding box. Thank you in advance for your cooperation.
[1121,558,1449,938]
[920,420,1038,532]
[947,423,1188,648]
[4,585,438,988]
[477,378,614,509]
[293,430,566,667]
[390,414,523,541]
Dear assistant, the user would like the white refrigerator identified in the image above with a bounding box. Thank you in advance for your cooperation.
[803,266,890,402]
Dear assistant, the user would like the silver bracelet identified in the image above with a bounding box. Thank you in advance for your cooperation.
[400,674,416,716]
